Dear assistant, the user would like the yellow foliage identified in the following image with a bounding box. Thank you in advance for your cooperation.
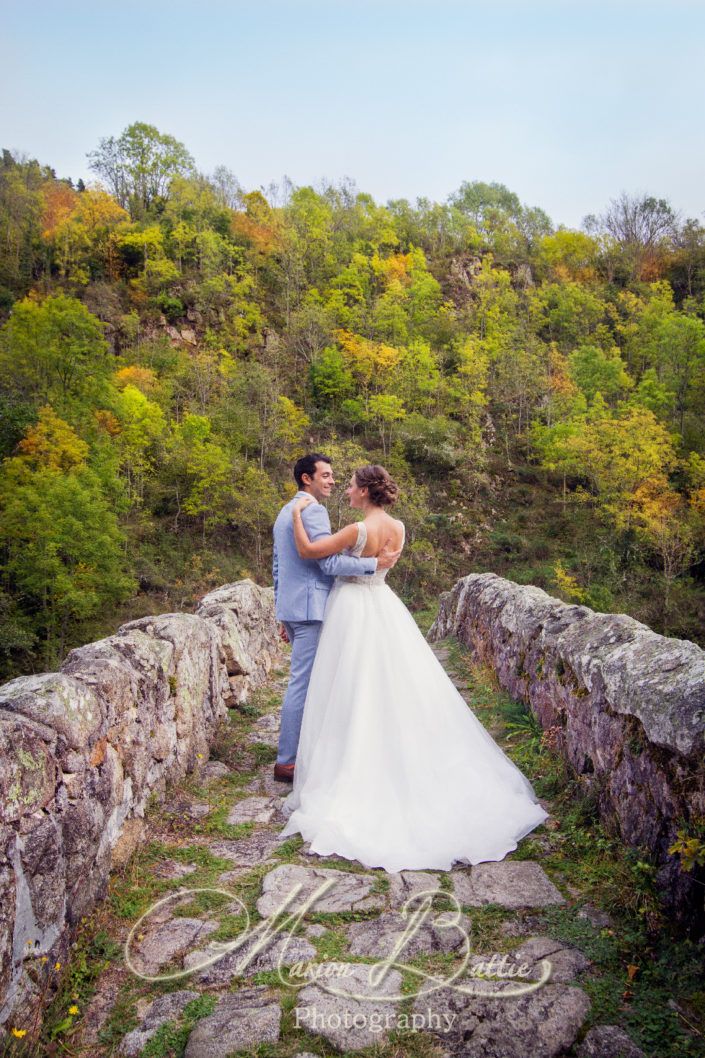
[689,486,705,519]
[553,560,588,603]
[538,230,599,283]
[631,476,695,576]
[336,329,401,385]
[16,406,88,472]
[275,396,310,459]
[65,187,129,235]
[45,186,129,281]
[668,831,705,872]
[114,365,159,394]
[371,251,412,287]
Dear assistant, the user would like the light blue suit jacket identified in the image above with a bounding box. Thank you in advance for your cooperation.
[272,491,377,622]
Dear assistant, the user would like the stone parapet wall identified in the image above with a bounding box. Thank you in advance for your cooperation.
[428,572,705,935]
[0,579,281,1028]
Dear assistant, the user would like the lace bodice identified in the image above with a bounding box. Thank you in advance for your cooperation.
[338,520,405,585]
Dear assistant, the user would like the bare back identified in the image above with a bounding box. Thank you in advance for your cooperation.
[359,513,405,558]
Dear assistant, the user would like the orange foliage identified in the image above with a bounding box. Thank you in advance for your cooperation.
[94,410,122,436]
[547,344,579,398]
[41,182,78,238]
[230,191,282,256]
[637,250,667,283]
[552,261,597,285]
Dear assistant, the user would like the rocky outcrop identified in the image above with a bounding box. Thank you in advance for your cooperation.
[0,580,280,1028]
[428,573,705,934]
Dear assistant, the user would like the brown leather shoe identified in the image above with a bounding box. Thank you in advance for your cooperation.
[273,761,295,782]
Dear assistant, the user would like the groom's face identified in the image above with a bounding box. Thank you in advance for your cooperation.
[304,460,335,502]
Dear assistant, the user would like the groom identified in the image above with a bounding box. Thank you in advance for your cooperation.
[272,453,399,781]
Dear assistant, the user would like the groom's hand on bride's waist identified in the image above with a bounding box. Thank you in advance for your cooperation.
[377,538,401,569]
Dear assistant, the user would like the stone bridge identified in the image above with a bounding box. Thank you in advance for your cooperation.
[0,574,702,1056]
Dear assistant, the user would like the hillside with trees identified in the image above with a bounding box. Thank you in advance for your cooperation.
[1,122,704,678]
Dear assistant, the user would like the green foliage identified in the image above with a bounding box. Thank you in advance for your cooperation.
[0,294,110,412]
[0,447,136,665]
[88,120,195,217]
[310,344,354,405]
[567,343,634,405]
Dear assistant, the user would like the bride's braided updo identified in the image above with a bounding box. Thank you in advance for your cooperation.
[354,464,399,507]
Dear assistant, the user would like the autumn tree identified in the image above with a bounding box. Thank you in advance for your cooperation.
[537,230,600,283]
[631,476,697,630]
[44,186,129,283]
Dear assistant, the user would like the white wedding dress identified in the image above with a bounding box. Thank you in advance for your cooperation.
[280,521,549,872]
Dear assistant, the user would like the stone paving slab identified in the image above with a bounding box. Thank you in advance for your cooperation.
[131,917,218,976]
[452,860,566,908]
[297,840,372,869]
[247,715,280,749]
[209,830,283,867]
[226,794,281,824]
[509,935,592,983]
[412,979,592,1058]
[346,908,472,958]
[256,864,387,917]
[217,866,258,886]
[246,764,295,798]
[153,859,198,880]
[247,729,280,747]
[577,1025,646,1058]
[577,903,612,928]
[183,931,316,984]
[254,713,280,733]
[198,760,231,783]
[119,990,199,1056]
[163,797,212,820]
[388,869,443,909]
[303,923,327,938]
[498,912,552,938]
[184,987,281,1058]
[293,963,403,1050]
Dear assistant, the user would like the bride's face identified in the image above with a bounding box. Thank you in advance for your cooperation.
[345,474,367,509]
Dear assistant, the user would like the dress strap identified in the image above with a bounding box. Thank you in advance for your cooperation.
[354,520,368,554]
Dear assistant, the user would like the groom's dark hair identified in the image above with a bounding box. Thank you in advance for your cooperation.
[294,453,331,488]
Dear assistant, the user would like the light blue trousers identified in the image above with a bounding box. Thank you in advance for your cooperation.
[277,620,322,765]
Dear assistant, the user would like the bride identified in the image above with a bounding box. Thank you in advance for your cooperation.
[279,464,549,872]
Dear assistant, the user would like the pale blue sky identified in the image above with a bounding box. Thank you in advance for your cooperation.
[2,0,704,228]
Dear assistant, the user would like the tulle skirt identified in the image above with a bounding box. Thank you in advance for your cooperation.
[280,579,549,872]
